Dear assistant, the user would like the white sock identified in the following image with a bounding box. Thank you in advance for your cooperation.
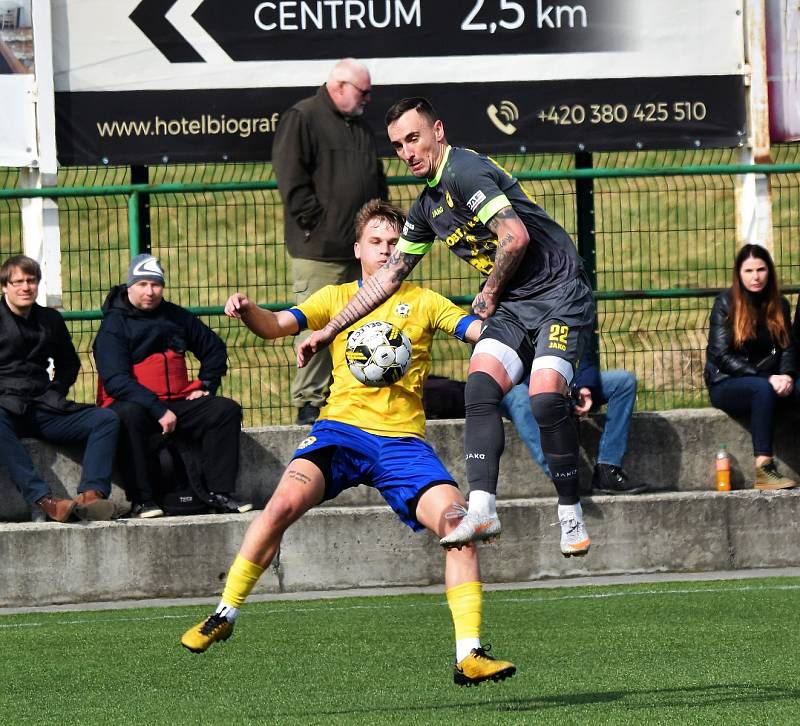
[214,601,239,623]
[468,491,496,516]
[456,638,481,663]
[557,501,583,522]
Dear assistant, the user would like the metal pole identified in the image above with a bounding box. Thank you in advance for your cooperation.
[575,151,599,361]
[130,165,151,254]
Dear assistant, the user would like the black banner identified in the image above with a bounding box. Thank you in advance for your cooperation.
[55,75,746,166]
[189,0,635,62]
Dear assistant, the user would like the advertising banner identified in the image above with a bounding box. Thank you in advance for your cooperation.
[0,0,36,167]
[52,0,747,165]
[767,0,800,142]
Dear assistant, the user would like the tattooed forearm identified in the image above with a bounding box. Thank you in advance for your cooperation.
[323,253,421,334]
[484,208,528,296]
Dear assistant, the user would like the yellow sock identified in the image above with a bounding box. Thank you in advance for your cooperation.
[220,554,265,608]
[446,581,482,642]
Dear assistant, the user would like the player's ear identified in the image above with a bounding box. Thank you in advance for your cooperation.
[354,241,362,260]
[433,119,445,142]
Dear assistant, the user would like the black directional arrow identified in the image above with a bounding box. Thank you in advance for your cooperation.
[130,0,204,63]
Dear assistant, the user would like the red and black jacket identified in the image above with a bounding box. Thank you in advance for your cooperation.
[92,285,227,420]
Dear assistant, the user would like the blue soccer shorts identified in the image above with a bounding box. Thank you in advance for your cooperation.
[291,420,458,532]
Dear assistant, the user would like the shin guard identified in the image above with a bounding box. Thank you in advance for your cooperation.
[464,372,505,495]
[530,392,580,505]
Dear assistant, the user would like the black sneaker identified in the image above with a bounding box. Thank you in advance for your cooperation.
[592,464,648,495]
[296,403,320,425]
[130,501,165,519]
[208,492,253,514]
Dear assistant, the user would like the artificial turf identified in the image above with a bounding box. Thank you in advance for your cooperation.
[2,577,799,724]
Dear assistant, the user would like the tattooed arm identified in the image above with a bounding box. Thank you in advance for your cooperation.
[472,206,530,319]
[296,250,424,366]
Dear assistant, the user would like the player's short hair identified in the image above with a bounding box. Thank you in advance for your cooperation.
[384,97,439,127]
[0,254,41,286]
[354,199,406,242]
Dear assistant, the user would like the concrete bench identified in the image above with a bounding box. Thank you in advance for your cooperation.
[2,409,799,607]
[2,409,798,521]
[2,489,799,607]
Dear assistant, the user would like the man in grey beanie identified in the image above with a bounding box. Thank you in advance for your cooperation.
[93,254,252,518]
[127,253,166,287]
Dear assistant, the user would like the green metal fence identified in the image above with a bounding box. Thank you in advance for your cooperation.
[1,148,799,425]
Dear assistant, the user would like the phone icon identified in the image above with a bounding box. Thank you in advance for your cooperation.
[487,101,519,135]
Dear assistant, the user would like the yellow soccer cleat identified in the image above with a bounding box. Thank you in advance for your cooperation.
[453,646,516,686]
[180,613,233,653]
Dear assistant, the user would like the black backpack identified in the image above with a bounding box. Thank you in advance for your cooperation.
[422,375,466,419]
[154,435,214,515]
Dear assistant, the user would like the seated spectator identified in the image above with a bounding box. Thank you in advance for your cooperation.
[93,254,252,518]
[501,346,647,495]
[705,243,798,489]
[0,254,118,522]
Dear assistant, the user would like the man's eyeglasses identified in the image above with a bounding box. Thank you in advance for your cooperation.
[344,80,371,98]
[6,277,39,288]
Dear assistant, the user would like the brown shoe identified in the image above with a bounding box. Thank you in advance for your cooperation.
[74,490,116,521]
[36,494,76,523]
[754,461,797,490]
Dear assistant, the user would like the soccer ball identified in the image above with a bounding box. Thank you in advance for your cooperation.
[345,320,412,387]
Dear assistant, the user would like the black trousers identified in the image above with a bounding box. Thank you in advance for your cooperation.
[110,396,242,505]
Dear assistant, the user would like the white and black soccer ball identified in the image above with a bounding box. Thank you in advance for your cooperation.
[345,320,412,387]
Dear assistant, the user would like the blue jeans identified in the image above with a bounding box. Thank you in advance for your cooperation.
[708,376,800,457]
[501,369,637,475]
[0,406,119,504]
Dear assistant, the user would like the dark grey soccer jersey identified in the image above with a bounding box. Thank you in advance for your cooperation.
[397,146,583,300]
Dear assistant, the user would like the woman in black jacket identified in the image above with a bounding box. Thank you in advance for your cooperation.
[704,244,798,489]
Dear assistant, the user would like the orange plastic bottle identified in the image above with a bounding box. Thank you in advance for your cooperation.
[715,444,731,491]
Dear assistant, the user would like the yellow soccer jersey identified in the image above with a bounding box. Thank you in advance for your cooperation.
[293,281,476,438]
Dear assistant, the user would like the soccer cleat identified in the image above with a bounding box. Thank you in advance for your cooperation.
[180,613,234,653]
[454,646,516,686]
[560,516,590,557]
[754,462,797,491]
[439,504,501,549]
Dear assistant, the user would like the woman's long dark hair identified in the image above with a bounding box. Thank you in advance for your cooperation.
[729,243,789,349]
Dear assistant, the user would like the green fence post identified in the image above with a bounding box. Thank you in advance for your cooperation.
[128,190,140,258]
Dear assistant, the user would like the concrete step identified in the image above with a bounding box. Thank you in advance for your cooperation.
[2,408,798,521]
[2,489,798,607]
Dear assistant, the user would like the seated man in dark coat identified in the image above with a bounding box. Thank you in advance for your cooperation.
[0,254,118,522]
[93,254,252,518]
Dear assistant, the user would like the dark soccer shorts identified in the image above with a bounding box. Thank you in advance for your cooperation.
[291,420,458,532]
[476,276,595,385]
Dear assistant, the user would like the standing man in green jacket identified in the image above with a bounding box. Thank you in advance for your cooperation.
[273,57,388,425]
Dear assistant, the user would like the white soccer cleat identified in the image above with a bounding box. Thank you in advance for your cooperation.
[559,516,590,557]
[440,504,501,549]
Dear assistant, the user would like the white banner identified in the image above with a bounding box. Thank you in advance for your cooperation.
[54,0,744,91]
[52,0,748,163]
[0,0,36,167]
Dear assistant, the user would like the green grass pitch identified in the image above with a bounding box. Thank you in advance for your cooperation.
[2,577,799,724]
